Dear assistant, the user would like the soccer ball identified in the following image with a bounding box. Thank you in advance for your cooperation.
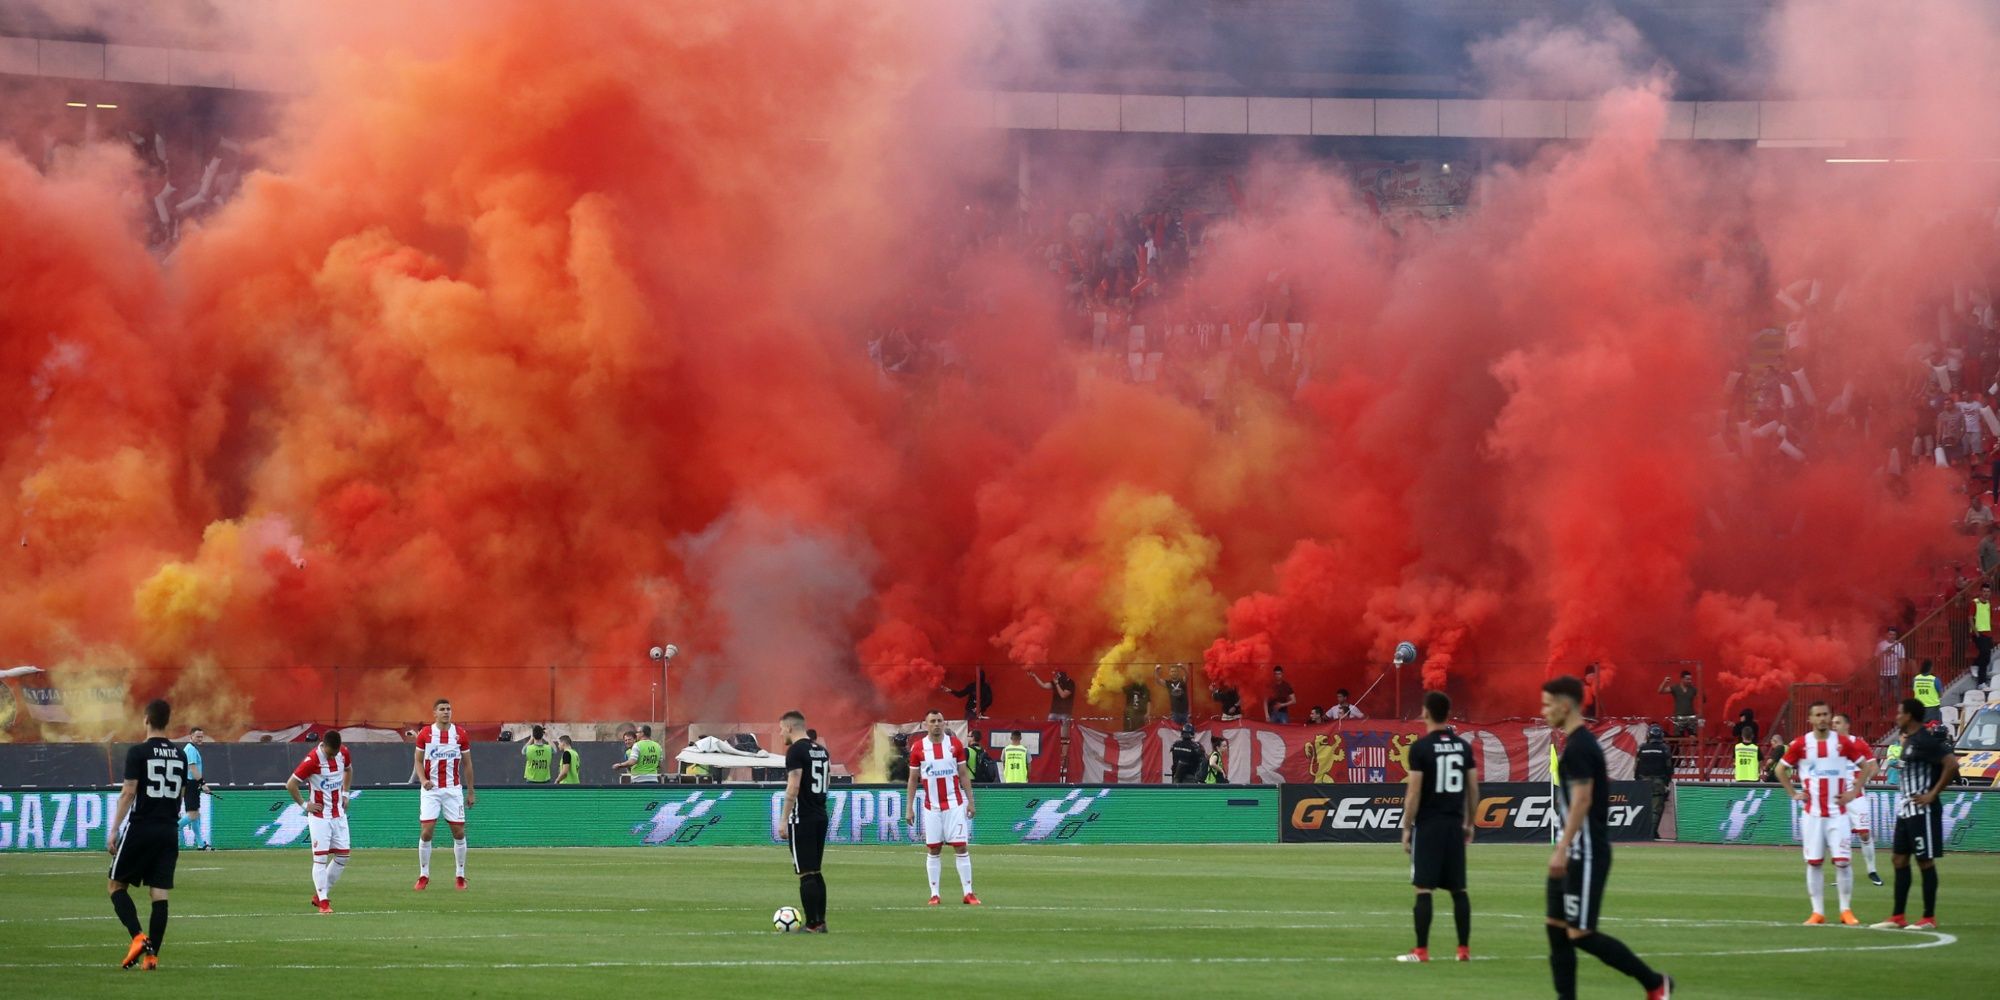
[772,906,801,932]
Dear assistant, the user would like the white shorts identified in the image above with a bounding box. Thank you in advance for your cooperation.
[308,815,351,854]
[1801,810,1851,864]
[1844,796,1871,833]
[920,802,970,847]
[420,786,465,823]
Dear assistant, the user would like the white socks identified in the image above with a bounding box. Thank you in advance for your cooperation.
[925,853,941,897]
[328,854,348,892]
[1835,863,1854,913]
[453,838,467,877]
[418,839,433,877]
[955,851,973,895]
[312,857,330,900]
[1859,835,1878,875]
[1807,864,1825,915]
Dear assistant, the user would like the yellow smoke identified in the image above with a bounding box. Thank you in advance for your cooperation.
[1086,489,1225,708]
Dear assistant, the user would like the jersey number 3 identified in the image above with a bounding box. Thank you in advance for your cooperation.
[146,759,184,799]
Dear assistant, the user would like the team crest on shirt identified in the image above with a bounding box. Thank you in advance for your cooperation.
[1303,734,1345,782]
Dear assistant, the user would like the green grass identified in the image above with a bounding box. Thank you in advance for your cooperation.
[1,843,1993,997]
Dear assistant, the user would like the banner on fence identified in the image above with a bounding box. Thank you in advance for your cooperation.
[1279,781,1656,843]
[0,785,1276,851]
[1673,784,2000,853]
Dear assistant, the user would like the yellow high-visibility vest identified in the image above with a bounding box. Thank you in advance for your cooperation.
[1912,674,1941,708]
[1002,746,1030,783]
[1978,598,1992,633]
[1734,742,1761,781]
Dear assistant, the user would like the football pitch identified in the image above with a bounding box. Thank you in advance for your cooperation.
[1,843,1992,997]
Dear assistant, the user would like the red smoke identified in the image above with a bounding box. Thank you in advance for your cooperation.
[1,1,1996,738]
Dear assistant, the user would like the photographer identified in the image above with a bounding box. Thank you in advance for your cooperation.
[520,725,554,784]
[887,731,912,784]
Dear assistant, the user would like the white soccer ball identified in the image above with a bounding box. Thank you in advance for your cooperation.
[772,906,801,932]
[1394,641,1418,664]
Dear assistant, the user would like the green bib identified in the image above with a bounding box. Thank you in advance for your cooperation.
[523,742,554,783]
[633,740,664,776]
[1733,742,1760,781]
[1002,746,1030,783]
[558,748,581,784]
[1912,675,1941,708]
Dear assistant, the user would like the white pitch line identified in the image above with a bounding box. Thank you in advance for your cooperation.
[37,921,1369,949]
[0,867,222,877]
[0,932,1957,972]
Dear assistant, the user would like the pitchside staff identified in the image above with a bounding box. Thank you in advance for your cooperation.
[1542,676,1673,1000]
[107,699,196,971]
[1397,691,1477,963]
[776,709,832,933]
[1870,698,1959,930]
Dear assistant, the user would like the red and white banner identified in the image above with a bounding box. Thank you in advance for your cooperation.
[1066,720,1646,785]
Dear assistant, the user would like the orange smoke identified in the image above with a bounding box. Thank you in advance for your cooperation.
[0,1,1995,738]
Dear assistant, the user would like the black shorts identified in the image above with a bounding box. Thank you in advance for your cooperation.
[1547,838,1612,932]
[1893,809,1945,861]
[1410,819,1467,892]
[788,814,828,875]
[109,823,179,890]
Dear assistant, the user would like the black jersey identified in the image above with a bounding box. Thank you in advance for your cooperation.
[123,738,192,826]
[1896,726,1955,819]
[1164,678,1190,714]
[1407,728,1473,822]
[786,738,832,820]
[1555,726,1611,845]
[1169,738,1204,783]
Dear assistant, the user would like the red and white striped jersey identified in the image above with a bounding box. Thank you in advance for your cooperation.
[292,745,354,818]
[416,723,469,788]
[910,735,967,810]
[1781,732,1870,817]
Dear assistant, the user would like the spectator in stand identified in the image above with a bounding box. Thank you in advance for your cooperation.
[1306,706,1327,724]
[1155,663,1193,726]
[1963,493,1995,534]
[1581,663,1602,720]
[1027,670,1076,723]
[1122,680,1152,732]
[943,668,992,722]
[1658,671,1699,737]
[1733,709,1761,749]
[1329,688,1366,720]
[1976,583,1997,689]
[1266,666,1296,724]
[1982,525,2000,578]
[1876,627,1907,709]
[1210,681,1242,721]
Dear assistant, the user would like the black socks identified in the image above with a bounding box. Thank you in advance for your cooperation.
[148,901,169,953]
[1893,864,1913,915]
[1450,890,1472,948]
[1574,931,1663,991]
[110,889,142,938]
[1413,893,1433,949]
[1546,924,1576,1000]
[799,873,827,926]
[1920,865,1938,919]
